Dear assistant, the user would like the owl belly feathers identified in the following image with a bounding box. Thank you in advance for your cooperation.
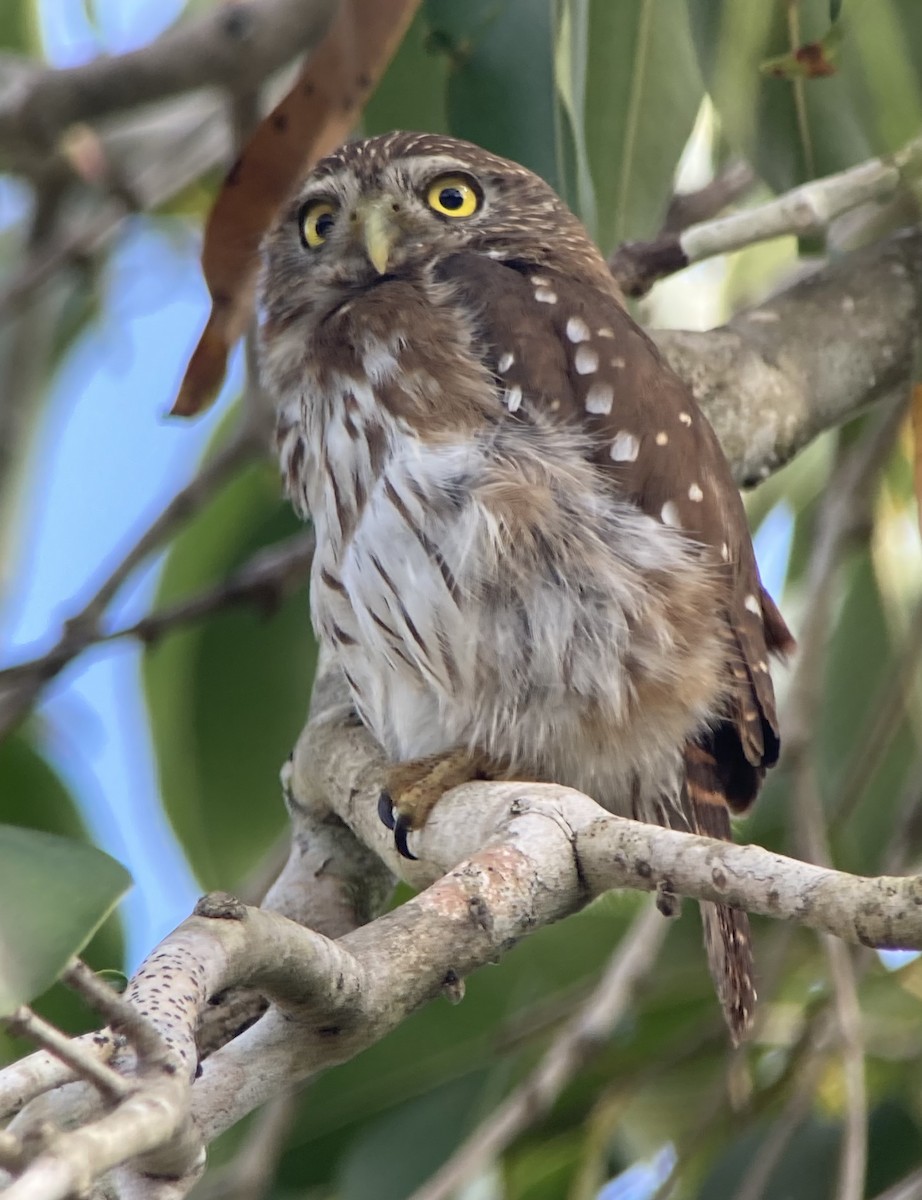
[275,282,727,822]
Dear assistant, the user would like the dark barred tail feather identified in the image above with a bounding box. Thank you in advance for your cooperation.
[701,901,756,1045]
[684,738,758,1043]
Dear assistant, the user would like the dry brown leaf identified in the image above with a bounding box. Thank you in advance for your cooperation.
[173,0,421,417]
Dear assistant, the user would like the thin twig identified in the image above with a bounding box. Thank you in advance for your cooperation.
[660,161,757,236]
[0,530,314,681]
[781,411,904,1200]
[0,93,229,320]
[63,960,169,1067]
[0,420,263,742]
[3,1007,130,1102]
[0,1031,118,1122]
[406,902,669,1200]
[610,131,922,295]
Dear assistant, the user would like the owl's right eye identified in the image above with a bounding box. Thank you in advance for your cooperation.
[300,200,337,248]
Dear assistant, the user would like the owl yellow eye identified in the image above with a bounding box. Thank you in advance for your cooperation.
[300,200,337,248]
[426,175,480,218]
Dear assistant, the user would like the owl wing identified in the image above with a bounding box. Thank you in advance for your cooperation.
[439,251,792,1042]
[438,251,793,815]
[437,251,794,1043]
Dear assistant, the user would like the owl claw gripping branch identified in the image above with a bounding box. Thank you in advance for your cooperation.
[258,132,793,1044]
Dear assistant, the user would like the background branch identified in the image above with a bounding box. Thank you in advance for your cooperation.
[0,0,336,156]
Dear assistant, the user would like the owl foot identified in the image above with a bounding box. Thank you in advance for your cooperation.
[378,749,492,860]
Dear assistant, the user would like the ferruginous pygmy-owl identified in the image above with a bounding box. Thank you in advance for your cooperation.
[258,132,793,1043]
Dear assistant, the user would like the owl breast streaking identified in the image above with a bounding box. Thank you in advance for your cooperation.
[258,131,793,1043]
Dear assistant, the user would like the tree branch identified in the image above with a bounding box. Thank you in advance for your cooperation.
[655,229,920,487]
[611,133,922,296]
[0,420,264,743]
[0,0,337,156]
[5,760,922,1197]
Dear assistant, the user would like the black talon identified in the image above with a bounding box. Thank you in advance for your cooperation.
[378,789,396,830]
[394,815,418,861]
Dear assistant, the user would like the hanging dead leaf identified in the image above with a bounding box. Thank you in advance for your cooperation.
[173,0,421,417]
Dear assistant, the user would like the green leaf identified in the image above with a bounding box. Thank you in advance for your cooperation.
[553,0,597,226]
[363,7,450,136]
[144,438,316,890]
[337,1074,489,1200]
[0,0,38,54]
[425,0,561,190]
[0,732,95,840]
[686,0,869,189]
[0,825,130,1016]
[0,734,125,1058]
[580,0,704,250]
[687,0,922,192]
[840,0,922,154]
[698,1116,841,1200]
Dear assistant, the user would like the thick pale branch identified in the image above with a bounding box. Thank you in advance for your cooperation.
[7,765,922,1197]
[655,229,920,487]
[5,699,922,1200]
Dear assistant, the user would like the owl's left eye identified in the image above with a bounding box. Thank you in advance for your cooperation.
[426,174,481,218]
[300,200,337,248]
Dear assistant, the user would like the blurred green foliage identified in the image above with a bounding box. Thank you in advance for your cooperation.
[2,0,922,1197]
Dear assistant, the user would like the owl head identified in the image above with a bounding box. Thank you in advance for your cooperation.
[259,131,613,331]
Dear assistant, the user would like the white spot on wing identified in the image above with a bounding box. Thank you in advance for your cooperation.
[566,316,590,343]
[531,275,550,287]
[661,501,681,527]
[655,431,668,446]
[505,385,523,413]
[597,327,614,338]
[610,431,639,461]
[721,542,730,562]
[498,352,515,374]
[535,288,557,304]
[585,383,614,414]
[574,345,599,374]
[688,483,703,502]
[744,593,761,615]
[679,411,692,426]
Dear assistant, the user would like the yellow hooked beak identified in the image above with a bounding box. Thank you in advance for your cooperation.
[354,196,399,275]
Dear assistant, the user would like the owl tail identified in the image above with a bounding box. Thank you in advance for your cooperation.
[700,900,755,1046]
[683,741,757,1045]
